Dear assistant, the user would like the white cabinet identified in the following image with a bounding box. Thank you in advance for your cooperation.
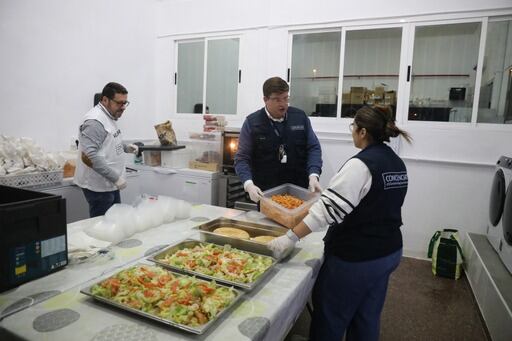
[173,168,219,205]
[132,165,219,205]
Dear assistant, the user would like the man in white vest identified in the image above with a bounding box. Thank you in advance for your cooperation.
[74,82,138,217]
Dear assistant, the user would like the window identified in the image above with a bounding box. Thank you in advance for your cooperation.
[408,22,481,122]
[176,37,240,115]
[477,18,512,124]
[290,31,341,117]
[342,28,402,119]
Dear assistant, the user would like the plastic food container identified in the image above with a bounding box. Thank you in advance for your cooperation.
[259,183,320,228]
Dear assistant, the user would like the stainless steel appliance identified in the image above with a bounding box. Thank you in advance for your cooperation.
[218,128,253,208]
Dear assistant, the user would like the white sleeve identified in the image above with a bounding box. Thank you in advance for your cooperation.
[303,158,372,232]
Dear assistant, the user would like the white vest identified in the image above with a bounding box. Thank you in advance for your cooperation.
[74,104,126,192]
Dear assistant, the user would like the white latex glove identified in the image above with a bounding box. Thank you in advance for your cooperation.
[127,144,139,155]
[267,232,297,258]
[246,182,264,203]
[115,177,127,190]
[308,175,322,193]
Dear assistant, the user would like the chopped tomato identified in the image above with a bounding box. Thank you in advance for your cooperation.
[158,275,172,286]
[194,311,208,324]
[161,296,175,307]
[170,280,179,293]
[102,278,121,295]
[140,267,156,278]
[198,284,214,294]
[127,299,142,309]
[178,293,192,305]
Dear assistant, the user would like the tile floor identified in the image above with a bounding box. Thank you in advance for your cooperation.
[285,257,490,341]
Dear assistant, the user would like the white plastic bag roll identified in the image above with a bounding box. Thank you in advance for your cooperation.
[175,199,191,219]
[105,204,136,238]
[84,219,126,244]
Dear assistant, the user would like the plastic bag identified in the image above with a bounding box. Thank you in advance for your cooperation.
[428,229,464,279]
[154,120,177,146]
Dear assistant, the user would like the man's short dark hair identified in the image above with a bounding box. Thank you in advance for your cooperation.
[263,77,289,97]
[102,82,128,100]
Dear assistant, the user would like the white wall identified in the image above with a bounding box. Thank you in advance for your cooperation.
[154,0,512,259]
[1,0,511,259]
[0,0,157,151]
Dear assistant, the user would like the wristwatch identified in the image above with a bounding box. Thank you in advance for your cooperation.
[286,229,300,242]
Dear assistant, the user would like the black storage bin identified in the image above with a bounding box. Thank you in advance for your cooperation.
[0,185,68,292]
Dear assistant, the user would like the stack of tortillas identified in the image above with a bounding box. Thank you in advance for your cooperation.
[213,227,250,240]
[251,235,276,244]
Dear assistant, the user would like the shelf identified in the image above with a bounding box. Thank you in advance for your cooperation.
[412,74,470,77]
[291,74,470,80]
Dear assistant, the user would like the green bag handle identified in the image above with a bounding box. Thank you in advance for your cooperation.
[428,231,441,258]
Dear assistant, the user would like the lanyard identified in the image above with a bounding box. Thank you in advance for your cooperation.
[268,116,288,163]
[269,117,287,143]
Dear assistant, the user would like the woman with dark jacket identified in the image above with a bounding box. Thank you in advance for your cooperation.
[268,105,412,341]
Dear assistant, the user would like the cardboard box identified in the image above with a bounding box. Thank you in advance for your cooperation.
[188,160,219,172]
[350,86,366,94]
[142,150,161,166]
[350,93,365,104]
[350,87,367,104]
[374,86,385,99]
[384,91,396,105]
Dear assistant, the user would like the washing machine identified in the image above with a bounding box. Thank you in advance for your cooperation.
[486,156,510,251]
[497,156,512,274]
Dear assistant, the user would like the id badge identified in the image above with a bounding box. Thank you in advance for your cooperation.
[279,145,287,164]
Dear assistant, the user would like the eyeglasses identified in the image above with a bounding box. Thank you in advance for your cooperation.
[109,98,130,107]
[349,122,355,132]
[268,96,290,104]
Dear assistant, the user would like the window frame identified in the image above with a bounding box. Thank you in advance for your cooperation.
[174,33,242,116]
[286,14,512,134]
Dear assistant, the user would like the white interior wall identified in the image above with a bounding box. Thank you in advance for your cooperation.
[1,0,511,259]
[0,0,157,152]
[154,0,512,258]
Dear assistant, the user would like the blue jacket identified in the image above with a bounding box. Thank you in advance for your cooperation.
[323,143,408,261]
[234,107,322,191]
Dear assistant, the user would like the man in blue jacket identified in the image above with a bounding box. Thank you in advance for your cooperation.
[234,77,323,202]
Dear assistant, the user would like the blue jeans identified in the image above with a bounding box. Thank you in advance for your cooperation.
[82,188,121,217]
[310,248,402,341]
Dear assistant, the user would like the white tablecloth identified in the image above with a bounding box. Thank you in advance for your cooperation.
[0,205,325,341]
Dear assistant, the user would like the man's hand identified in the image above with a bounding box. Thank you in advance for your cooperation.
[308,175,322,193]
[127,144,139,155]
[267,232,298,258]
[115,177,127,190]
[246,183,264,203]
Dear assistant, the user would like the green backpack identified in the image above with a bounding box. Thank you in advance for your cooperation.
[428,229,464,280]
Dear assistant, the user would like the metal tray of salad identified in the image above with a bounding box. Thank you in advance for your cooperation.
[80,263,243,335]
[148,239,277,290]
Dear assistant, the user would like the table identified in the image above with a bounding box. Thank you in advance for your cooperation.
[0,204,325,341]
